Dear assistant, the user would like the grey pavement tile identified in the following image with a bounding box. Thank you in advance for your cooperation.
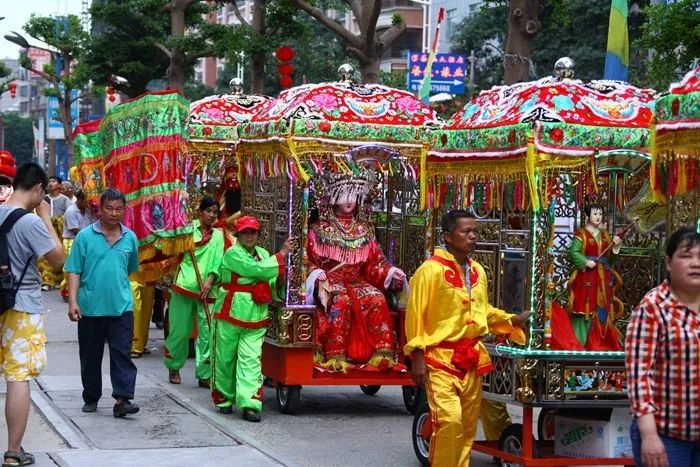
[52,446,280,467]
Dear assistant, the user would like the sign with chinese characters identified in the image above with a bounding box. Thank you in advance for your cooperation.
[407,51,467,95]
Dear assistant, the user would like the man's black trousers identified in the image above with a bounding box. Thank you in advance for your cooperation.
[78,312,137,403]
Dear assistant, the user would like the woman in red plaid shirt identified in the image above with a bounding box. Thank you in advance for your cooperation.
[625,227,700,467]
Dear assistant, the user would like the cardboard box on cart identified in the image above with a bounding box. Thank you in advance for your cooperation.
[554,408,632,459]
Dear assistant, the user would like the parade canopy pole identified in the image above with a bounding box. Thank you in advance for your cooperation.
[189,249,212,327]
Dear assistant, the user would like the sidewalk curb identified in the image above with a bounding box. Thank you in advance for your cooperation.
[31,379,92,451]
[147,374,299,467]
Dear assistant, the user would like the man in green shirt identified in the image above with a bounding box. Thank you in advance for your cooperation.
[210,215,293,422]
[165,196,223,387]
[65,188,141,418]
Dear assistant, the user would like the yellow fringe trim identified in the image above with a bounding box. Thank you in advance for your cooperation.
[318,356,349,373]
[130,255,181,284]
[139,234,194,262]
[655,130,700,158]
[287,139,310,183]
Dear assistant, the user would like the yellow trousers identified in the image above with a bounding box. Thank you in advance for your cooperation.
[425,348,482,467]
[480,400,512,441]
[130,282,155,354]
[59,238,75,296]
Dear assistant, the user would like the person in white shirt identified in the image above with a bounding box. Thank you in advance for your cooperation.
[62,181,77,203]
[60,189,94,300]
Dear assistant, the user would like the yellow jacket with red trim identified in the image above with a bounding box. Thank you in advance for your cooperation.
[404,248,526,359]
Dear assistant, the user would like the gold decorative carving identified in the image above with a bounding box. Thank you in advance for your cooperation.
[278,309,294,345]
[295,313,313,343]
[515,358,538,404]
[545,362,565,400]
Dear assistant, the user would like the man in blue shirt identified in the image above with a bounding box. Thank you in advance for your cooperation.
[65,188,141,418]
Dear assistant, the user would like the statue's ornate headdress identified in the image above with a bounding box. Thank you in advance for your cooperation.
[321,171,375,206]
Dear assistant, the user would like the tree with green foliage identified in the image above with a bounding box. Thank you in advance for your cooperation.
[289,0,406,84]
[212,1,351,95]
[636,0,700,90]
[2,113,34,166]
[87,0,171,97]
[217,0,307,94]
[0,61,14,95]
[21,14,91,161]
[87,0,230,95]
[451,1,649,92]
[158,0,231,92]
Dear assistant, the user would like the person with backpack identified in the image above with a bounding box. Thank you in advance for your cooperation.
[0,163,64,467]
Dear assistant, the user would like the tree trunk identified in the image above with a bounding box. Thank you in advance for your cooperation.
[358,55,381,84]
[504,0,542,85]
[249,0,266,94]
[169,3,187,92]
[59,91,74,167]
[170,48,187,93]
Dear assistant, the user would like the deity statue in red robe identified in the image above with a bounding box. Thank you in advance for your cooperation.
[305,173,405,372]
[567,204,624,351]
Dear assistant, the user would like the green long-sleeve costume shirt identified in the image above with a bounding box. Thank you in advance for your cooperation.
[212,242,285,325]
[173,219,224,298]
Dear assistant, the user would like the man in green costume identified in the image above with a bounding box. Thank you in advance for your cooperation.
[210,215,293,422]
[164,197,223,387]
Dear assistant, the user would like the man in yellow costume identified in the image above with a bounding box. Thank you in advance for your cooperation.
[405,210,530,467]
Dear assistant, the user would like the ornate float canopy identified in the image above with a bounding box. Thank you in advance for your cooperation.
[421,59,656,210]
[99,90,193,266]
[187,78,273,146]
[654,66,700,155]
[71,119,103,206]
[237,65,441,163]
[651,67,700,201]
[429,76,655,166]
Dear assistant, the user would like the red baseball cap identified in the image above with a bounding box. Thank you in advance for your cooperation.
[0,151,16,180]
[235,215,260,233]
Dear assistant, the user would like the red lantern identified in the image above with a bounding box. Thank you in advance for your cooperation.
[278,64,294,76]
[108,95,116,102]
[275,46,295,62]
[279,75,294,89]
[8,82,16,99]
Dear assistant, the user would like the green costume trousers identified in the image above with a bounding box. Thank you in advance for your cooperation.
[571,314,593,347]
[164,291,211,381]
[211,318,266,412]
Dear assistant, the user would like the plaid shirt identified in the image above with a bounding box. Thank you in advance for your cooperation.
[625,281,700,441]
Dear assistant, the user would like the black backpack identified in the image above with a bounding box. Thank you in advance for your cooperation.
[0,208,32,313]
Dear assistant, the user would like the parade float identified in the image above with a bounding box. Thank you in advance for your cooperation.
[651,66,700,233]
[186,78,273,222]
[412,58,659,466]
[72,90,194,280]
[235,65,440,414]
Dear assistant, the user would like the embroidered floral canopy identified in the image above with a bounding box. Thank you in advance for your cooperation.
[188,93,273,143]
[651,67,700,199]
[654,67,700,155]
[428,77,655,163]
[237,80,441,159]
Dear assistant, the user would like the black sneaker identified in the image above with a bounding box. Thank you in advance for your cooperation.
[242,409,261,422]
[113,400,140,418]
[82,402,97,413]
[218,406,233,415]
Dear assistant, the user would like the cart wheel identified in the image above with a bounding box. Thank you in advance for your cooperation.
[537,408,557,441]
[497,423,537,467]
[359,385,381,396]
[402,385,426,414]
[275,384,301,415]
[412,402,431,467]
